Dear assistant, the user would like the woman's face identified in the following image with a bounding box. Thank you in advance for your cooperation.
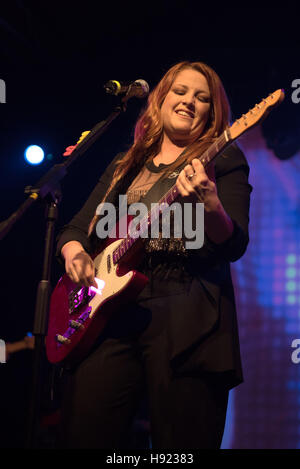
[160,68,211,145]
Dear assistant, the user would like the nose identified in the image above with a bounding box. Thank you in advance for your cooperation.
[181,92,195,108]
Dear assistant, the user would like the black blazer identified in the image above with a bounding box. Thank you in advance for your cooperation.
[56,144,252,389]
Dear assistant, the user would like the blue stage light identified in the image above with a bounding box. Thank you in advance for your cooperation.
[24,145,45,165]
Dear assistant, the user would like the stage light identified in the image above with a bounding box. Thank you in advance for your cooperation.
[24,145,45,165]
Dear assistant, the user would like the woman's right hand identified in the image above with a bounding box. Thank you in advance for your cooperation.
[61,241,97,288]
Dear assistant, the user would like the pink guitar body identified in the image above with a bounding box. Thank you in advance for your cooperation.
[46,221,148,365]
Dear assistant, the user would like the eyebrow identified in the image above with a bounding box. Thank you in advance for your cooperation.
[173,83,210,95]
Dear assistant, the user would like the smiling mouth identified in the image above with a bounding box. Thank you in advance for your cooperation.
[175,110,194,119]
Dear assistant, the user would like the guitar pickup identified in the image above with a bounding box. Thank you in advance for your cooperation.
[107,254,111,273]
[68,286,91,315]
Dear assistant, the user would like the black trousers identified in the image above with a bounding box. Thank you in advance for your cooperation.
[59,297,229,449]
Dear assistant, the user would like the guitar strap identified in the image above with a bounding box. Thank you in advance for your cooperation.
[103,152,189,216]
[136,163,185,211]
[121,155,189,212]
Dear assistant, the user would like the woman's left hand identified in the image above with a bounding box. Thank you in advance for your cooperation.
[176,158,220,212]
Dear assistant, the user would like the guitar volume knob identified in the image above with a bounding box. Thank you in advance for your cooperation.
[69,320,84,330]
[56,334,71,345]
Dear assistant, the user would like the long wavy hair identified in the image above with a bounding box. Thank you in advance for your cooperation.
[88,60,231,235]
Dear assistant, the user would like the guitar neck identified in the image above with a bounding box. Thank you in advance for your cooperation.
[112,129,232,265]
[159,129,231,207]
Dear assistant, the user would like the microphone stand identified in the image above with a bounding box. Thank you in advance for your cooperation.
[0,97,130,448]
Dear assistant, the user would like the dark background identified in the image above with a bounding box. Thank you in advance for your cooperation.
[0,1,299,447]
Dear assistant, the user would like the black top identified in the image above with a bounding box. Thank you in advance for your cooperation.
[145,159,174,172]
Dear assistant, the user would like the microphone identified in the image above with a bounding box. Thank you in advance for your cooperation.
[104,79,149,99]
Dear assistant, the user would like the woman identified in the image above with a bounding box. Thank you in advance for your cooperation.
[56,61,252,449]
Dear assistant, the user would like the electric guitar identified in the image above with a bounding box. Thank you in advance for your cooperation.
[46,89,284,365]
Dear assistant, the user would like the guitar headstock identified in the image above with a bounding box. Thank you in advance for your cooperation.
[228,89,285,141]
